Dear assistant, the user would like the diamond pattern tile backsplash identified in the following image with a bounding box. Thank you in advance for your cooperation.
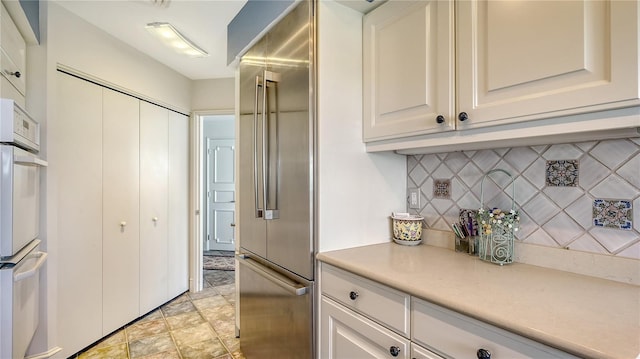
[407,138,640,260]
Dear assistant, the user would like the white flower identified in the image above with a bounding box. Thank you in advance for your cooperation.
[508,223,512,228]
[497,220,502,224]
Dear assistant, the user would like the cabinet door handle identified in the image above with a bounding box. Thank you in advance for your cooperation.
[436,115,445,124]
[458,112,469,122]
[389,346,401,357]
[477,348,491,359]
[349,291,359,300]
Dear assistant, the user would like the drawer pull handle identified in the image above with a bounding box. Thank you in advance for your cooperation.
[349,291,359,300]
[389,346,400,357]
[436,115,445,124]
[477,348,491,359]
[458,112,469,122]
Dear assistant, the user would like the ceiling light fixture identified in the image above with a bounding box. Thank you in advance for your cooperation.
[145,22,209,58]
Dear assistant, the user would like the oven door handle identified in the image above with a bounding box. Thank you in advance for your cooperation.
[14,155,48,167]
[14,252,48,282]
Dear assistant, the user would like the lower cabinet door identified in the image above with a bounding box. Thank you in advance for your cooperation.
[321,296,410,359]
[411,343,444,359]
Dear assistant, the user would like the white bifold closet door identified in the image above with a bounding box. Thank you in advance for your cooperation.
[102,88,140,334]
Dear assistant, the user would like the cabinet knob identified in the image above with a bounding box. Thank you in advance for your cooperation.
[477,348,491,359]
[120,221,127,227]
[389,346,401,357]
[458,112,469,122]
[349,291,359,300]
[152,217,159,222]
[436,115,445,124]
[4,70,21,78]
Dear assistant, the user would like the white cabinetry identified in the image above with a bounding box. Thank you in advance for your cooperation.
[363,0,640,150]
[0,2,26,106]
[363,0,455,140]
[54,72,189,357]
[320,264,575,359]
[321,297,410,359]
[412,298,577,358]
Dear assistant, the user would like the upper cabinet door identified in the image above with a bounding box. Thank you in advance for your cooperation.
[457,0,640,129]
[363,0,455,141]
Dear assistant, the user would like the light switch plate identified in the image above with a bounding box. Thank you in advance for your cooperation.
[408,188,420,209]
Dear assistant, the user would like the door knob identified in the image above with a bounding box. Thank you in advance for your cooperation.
[230,223,236,227]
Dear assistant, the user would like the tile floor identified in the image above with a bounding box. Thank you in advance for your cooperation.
[75,259,243,359]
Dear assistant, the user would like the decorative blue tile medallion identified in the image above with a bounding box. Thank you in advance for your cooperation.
[593,199,633,230]
[546,160,579,187]
[433,179,451,199]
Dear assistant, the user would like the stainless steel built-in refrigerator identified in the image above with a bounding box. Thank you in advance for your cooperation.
[237,1,315,357]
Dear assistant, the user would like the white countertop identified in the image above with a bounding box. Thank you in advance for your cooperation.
[317,242,640,359]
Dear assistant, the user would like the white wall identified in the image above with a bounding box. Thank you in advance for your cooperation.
[192,78,235,111]
[316,1,406,252]
[46,3,192,112]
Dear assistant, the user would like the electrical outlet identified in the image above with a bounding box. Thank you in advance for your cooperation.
[408,188,420,209]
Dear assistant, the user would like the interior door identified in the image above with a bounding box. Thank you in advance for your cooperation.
[102,87,140,334]
[139,101,169,314]
[206,138,236,252]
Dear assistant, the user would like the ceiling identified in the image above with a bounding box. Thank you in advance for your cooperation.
[54,0,248,80]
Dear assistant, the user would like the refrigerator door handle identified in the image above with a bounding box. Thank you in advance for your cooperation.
[239,255,308,296]
[262,70,281,220]
[254,75,263,218]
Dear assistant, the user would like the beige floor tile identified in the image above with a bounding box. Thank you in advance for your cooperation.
[126,318,169,342]
[171,322,217,347]
[78,343,128,359]
[177,337,228,359]
[129,333,175,358]
[165,311,206,330]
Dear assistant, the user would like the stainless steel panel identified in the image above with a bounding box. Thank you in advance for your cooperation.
[239,36,267,258]
[238,256,313,358]
[264,0,314,280]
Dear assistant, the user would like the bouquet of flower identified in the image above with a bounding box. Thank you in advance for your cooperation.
[478,208,519,235]
[476,207,519,265]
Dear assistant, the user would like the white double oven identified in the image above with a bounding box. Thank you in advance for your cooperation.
[0,99,47,359]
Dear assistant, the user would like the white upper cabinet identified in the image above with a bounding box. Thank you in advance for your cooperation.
[457,0,639,129]
[0,3,26,103]
[363,0,640,149]
[363,0,455,141]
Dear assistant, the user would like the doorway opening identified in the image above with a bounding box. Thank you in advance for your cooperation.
[191,111,236,293]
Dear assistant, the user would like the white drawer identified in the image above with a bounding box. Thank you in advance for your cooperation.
[412,298,578,359]
[321,264,410,337]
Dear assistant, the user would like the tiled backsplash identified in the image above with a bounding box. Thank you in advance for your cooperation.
[407,138,640,260]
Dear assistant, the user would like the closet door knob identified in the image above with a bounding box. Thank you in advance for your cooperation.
[458,112,469,122]
[4,70,21,78]
[436,115,445,124]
